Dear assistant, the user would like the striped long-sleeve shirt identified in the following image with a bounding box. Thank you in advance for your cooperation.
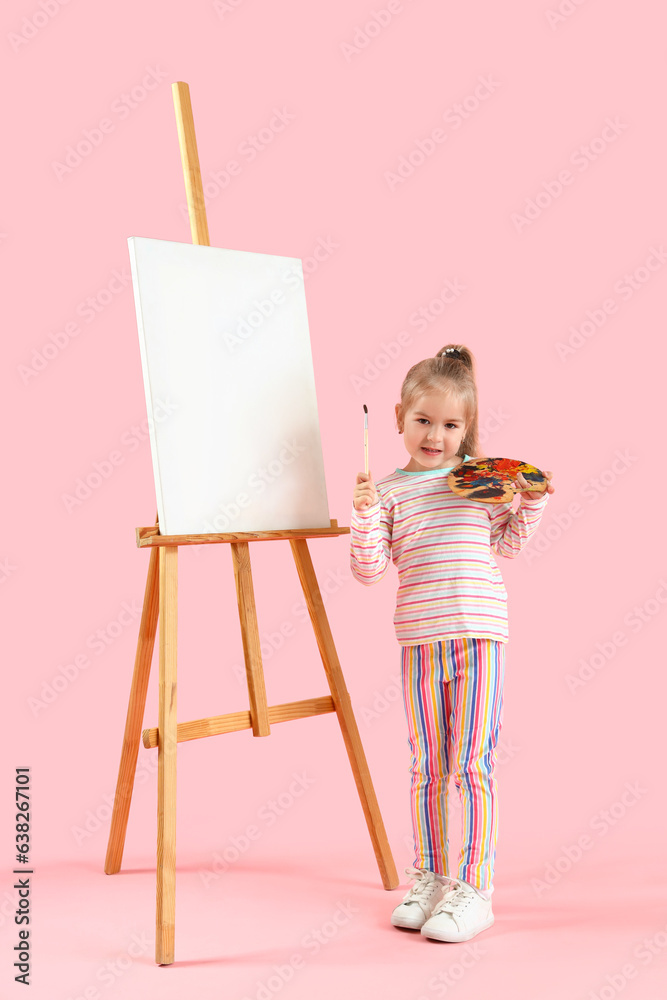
[350,456,550,645]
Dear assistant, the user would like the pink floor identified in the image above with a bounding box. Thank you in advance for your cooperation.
[5,848,666,999]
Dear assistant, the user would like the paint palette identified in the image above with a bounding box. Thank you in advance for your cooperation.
[447,457,548,504]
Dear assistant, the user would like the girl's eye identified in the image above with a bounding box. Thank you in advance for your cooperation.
[416,419,458,428]
[413,417,429,424]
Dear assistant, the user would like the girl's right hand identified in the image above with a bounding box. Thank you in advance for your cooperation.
[353,471,380,511]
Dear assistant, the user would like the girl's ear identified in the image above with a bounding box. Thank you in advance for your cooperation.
[395,402,403,433]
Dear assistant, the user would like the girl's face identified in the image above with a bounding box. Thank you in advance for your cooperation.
[396,392,468,472]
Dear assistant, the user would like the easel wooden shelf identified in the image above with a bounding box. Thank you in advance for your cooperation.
[103,81,398,967]
[135,520,348,548]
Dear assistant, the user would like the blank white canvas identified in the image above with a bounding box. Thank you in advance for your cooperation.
[128,237,331,535]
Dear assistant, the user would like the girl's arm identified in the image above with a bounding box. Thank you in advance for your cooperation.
[489,491,550,559]
[490,468,555,558]
[350,474,393,585]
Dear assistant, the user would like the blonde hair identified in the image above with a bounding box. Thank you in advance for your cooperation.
[396,344,483,459]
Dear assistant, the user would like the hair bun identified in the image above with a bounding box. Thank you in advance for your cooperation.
[435,344,475,374]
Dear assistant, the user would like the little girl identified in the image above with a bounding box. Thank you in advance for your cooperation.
[350,344,554,943]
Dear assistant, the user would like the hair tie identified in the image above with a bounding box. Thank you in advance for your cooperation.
[440,348,462,359]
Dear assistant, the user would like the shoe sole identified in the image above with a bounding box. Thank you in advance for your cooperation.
[421,913,494,943]
[391,914,425,930]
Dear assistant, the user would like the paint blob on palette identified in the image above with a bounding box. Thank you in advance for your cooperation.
[447,458,547,503]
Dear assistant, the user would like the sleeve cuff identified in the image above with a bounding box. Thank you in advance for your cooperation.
[351,500,381,518]
[520,492,550,506]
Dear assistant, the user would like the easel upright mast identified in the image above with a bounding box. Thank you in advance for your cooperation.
[103,82,398,966]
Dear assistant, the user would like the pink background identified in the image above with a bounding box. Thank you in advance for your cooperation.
[2,1,666,997]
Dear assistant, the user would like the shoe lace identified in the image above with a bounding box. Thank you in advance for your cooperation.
[431,877,473,916]
[401,867,442,904]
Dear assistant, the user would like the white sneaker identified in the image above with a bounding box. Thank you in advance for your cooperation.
[421,877,494,942]
[390,867,448,930]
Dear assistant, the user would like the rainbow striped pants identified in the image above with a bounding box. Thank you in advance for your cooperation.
[400,638,506,891]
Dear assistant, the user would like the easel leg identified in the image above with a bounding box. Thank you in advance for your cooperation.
[231,541,271,736]
[156,546,178,965]
[290,539,398,890]
[105,545,160,875]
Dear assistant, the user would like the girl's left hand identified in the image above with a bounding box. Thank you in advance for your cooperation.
[514,469,555,500]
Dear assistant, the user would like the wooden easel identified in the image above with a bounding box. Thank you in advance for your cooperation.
[103,81,398,966]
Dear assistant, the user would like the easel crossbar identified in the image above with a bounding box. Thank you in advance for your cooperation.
[136,523,349,548]
[142,695,336,748]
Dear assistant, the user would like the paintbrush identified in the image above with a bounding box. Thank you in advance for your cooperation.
[363,404,369,476]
